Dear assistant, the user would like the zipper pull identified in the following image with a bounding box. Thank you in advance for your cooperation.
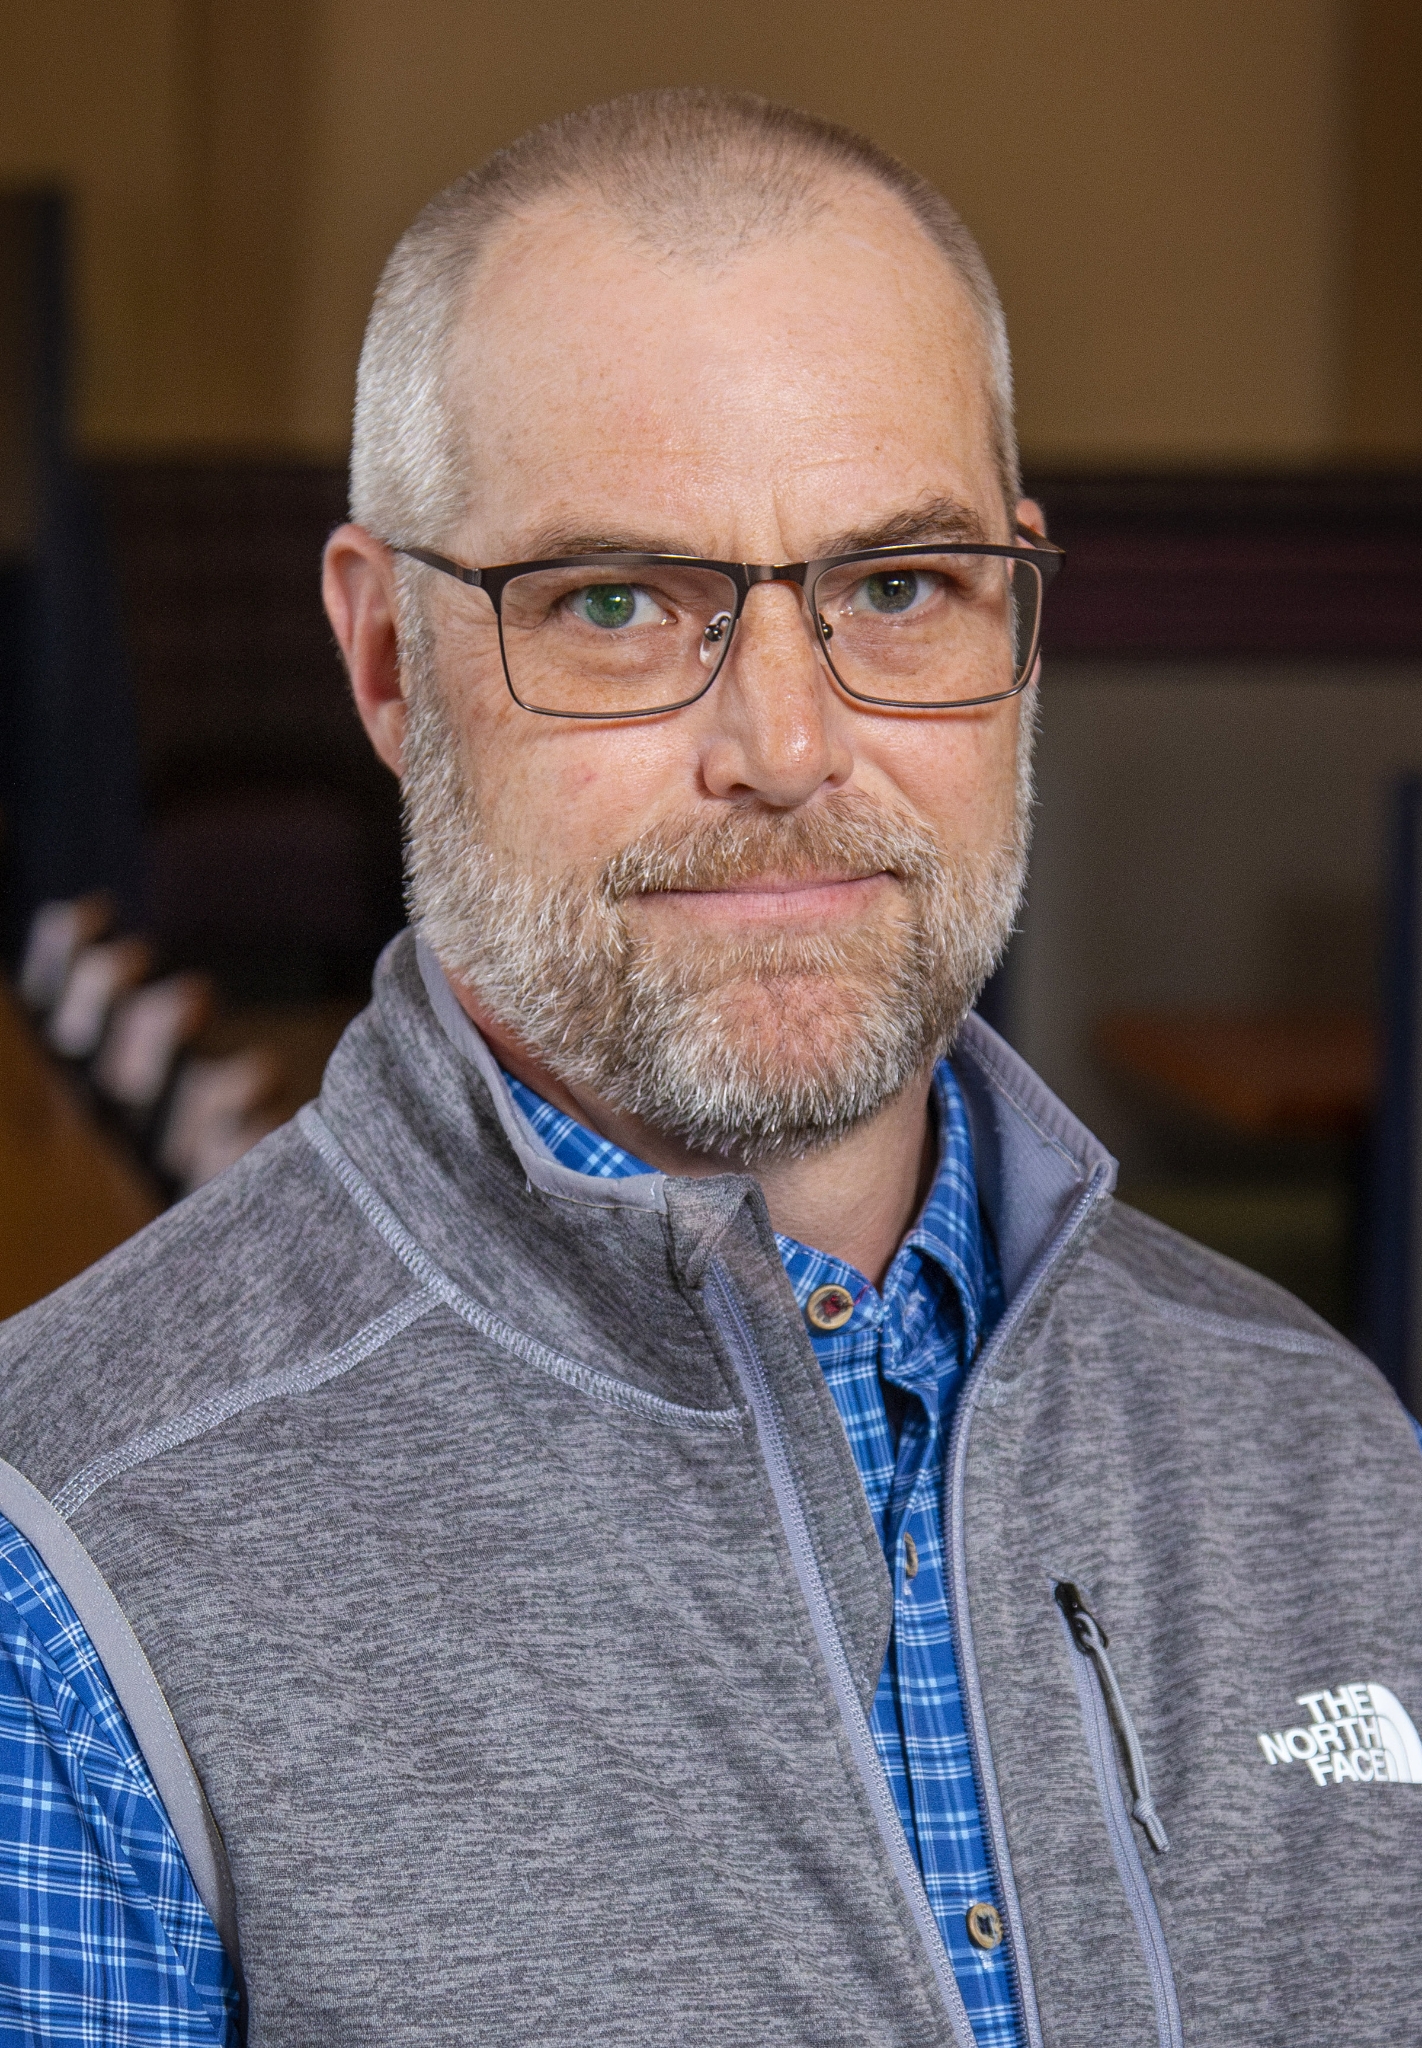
[1055,1578,1107,1650]
[1055,1581,1170,1854]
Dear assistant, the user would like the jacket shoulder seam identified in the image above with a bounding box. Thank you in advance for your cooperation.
[297,1106,744,1435]
[51,1288,441,1520]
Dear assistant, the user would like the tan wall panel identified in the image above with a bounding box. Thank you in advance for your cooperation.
[289,0,1349,463]
[0,0,1388,464]
[0,0,318,448]
[171,1,317,443]
[0,0,191,443]
[1344,0,1422,454]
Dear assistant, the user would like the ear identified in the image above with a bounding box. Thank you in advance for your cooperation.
[323,523,408,776]
[1014,497,1049,689]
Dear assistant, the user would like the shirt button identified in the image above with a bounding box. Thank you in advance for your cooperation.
[966,1902,1004,1951]
[903,1533,919,1579]
[805,1283,855,1333]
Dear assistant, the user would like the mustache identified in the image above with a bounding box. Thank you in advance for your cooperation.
[598,794,946,903]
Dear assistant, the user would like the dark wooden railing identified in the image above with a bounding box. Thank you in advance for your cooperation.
[1028,470,1422,660]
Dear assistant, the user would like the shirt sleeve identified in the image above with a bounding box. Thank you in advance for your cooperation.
[0,1516,238,2047]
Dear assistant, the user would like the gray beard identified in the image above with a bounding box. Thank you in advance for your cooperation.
[401,647,1033,1166]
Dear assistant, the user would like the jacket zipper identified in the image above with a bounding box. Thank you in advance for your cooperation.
[704,1260,979,2048]
[943,1161,1115,2048]
[1053,1581,1182,2048]
[711,1156,1118,2048]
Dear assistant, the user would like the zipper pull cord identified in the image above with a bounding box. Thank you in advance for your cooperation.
[1056,1584,1170,1853]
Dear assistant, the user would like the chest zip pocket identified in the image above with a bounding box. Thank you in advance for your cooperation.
[1054,1580,1182,2048]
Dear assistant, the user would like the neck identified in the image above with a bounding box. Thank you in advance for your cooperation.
[448,972,937,1287]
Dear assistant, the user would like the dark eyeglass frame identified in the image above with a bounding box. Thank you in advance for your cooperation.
[390,524,1064,721]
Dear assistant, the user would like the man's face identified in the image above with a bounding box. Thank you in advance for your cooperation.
[401,178,1033,1161]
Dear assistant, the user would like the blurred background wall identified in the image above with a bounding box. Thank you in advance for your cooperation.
[2,0,1417,464]
[1,0,1420,1390]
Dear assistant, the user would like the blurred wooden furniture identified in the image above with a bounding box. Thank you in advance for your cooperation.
[1094,1009,1378,1140]
[0,982,161,1319]
[200,997,362,1125]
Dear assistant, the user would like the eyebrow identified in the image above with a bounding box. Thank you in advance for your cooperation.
[508,494,994,567]
[814,495,994,556]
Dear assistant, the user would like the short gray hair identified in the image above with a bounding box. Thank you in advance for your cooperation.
[350,87,1019,552]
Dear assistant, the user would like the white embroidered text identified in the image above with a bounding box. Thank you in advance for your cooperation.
[1257,1682,1422,1785]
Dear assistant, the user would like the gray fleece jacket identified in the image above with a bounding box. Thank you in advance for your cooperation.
[0,929,1418,2048]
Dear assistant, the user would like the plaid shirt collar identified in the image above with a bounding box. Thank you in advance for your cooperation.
[502,1061,989,1366]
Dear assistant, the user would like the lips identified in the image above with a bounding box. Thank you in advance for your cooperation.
[629,872,896,932]
[657,870,887,895]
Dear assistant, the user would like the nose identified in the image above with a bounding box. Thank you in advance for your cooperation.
[697,581,853,807]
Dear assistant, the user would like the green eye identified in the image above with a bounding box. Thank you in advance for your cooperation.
[862,571,920,614]
[579,584,637,629]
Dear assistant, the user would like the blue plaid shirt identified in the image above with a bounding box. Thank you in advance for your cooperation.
[509,1061,1022,2048]
[0,1519,237,2045]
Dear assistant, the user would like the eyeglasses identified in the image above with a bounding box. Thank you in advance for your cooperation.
[391,525,1063,721]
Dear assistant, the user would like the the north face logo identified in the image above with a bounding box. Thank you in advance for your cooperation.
[1257,1683,1422,1786]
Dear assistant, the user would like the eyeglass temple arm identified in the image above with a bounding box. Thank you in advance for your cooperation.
[1014,520,1060,553]
[391,545,483,588]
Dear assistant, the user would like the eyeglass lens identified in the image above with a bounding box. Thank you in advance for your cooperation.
[497,553,1042,717]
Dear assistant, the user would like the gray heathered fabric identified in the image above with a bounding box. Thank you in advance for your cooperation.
[0,928,1418,2046]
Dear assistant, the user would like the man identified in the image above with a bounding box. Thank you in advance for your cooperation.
[0,86,1418,2048]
